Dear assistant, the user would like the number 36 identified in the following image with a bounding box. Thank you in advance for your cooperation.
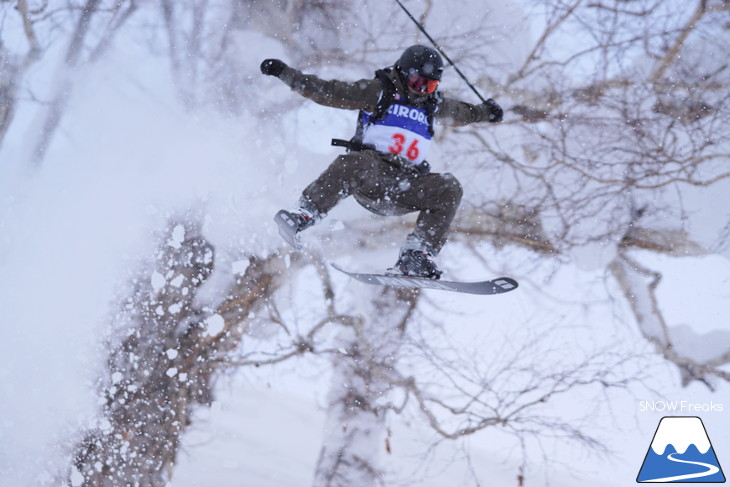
[389,133,419,160]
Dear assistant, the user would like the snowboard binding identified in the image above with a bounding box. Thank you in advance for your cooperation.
[274,208,316,249]
[387,248,442,279]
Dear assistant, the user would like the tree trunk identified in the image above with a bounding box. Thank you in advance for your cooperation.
[0,51,19,147]
[71,220,286,486]
[313,287,418,487]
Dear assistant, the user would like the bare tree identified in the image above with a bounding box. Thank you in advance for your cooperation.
[450,0,730,387]
[311,286,419,487]
[31,0,138,165]
[157,0,353,113]
[71,217,291,486]
[0,0,138,163]
[0,0,42,146]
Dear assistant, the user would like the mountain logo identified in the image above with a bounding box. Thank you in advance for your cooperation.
[637,416,725,483]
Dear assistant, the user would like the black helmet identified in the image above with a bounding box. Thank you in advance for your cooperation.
[396,45,444,81]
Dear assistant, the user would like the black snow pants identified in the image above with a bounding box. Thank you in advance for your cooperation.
[301,150,463,254]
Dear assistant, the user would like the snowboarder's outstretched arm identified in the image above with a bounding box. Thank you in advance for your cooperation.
[437,96,503,126]
[261,59,380,111]
[260,58,503,124]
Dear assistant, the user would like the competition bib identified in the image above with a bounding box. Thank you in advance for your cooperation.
[360,102,432,165]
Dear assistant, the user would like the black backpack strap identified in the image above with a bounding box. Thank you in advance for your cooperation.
[370,68,397,124]
[424,91,442,136]
[344,68,397,148]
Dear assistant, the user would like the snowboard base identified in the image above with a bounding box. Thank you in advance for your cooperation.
[331,263,518,295]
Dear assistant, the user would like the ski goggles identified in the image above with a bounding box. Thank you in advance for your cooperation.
[406,73,439,95]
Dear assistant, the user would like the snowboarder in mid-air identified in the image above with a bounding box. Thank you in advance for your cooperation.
[263,45,503,280]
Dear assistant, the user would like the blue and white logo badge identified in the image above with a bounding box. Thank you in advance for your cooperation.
[637,416,725,483]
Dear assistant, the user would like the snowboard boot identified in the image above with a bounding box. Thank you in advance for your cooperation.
[387,248,443,280]
[274,204,318,249]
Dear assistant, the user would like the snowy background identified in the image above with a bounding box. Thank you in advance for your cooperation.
[1,1,729,486]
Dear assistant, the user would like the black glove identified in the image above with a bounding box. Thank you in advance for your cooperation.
[260,59,287,77]
[482,98,503,123]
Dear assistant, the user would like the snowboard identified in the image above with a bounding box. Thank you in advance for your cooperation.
[331,263,518,295]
